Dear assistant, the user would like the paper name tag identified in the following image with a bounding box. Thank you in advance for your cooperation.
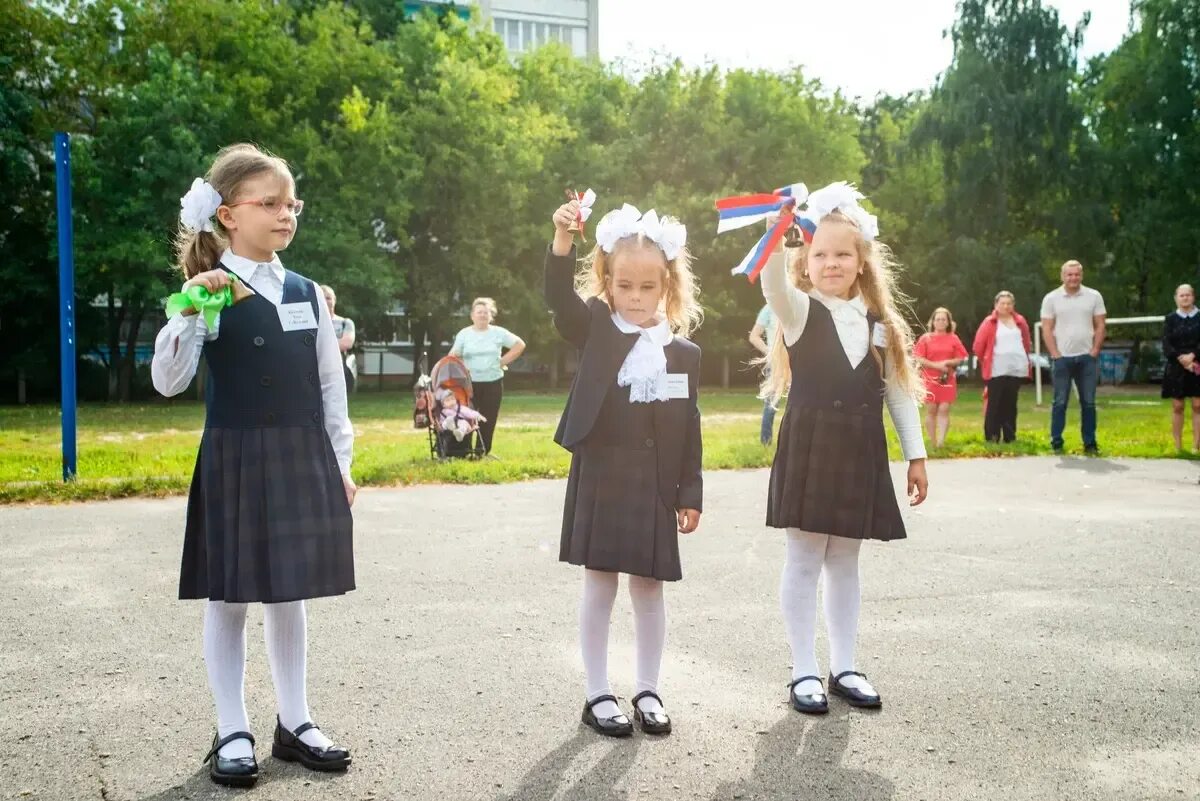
[278,302,317,332]
[871,324,889,349]
[663,373,690,399]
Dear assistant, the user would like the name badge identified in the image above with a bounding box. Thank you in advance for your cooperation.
[663,373,690,399]
[278,302,317,332]
[871,324,889,349]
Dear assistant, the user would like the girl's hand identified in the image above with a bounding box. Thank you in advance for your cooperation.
[1180,353,1196,369]
[552,200,580,256]
[183,269,231,294]
[907,459,928,506]
[677,508,701,534]
[343,475,358,508]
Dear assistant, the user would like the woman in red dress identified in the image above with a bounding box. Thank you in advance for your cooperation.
[913,307,969,448]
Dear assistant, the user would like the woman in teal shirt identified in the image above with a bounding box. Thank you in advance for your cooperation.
[450,297,526,454]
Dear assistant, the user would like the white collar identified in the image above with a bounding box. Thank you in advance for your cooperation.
[221,248,286,286]
[1178,308,1199,319]
[611,312,673,346]
[811,289,868,318]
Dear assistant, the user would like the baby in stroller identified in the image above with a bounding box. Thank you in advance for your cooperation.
[437,389,487,442]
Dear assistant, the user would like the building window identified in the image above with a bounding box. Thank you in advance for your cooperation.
[570,26,587,57]
[497,18,519,51]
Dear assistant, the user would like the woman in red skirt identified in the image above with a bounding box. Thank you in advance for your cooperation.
[913,307,968,448]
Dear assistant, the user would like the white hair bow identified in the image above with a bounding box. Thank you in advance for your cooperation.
[179,178,223,233]
[594,203,687,261]
[798,181,878,241]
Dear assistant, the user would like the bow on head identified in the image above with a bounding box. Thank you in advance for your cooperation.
[594,204,687,261]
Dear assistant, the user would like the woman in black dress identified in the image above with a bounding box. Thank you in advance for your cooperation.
[1162,283,1200,451]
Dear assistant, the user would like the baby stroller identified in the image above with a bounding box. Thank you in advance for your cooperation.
[414,355,486,459]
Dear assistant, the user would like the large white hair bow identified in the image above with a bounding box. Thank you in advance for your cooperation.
[594,204,687,261]
[180,178,223,233]
[799,181,878,241]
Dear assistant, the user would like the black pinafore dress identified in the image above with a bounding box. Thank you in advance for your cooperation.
[178,266,355,603]
[766,301,906,541]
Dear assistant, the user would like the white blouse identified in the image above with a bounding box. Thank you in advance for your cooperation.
[612,312,674,403]
[150,249,354,476]
[760,252,927,461]
[992,322,1029,378]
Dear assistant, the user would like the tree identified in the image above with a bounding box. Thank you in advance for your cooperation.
[913,0,1092,335]
[1084,0,1200,315]
[0,2,61,401]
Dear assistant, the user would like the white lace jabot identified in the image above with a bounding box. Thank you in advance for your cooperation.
[612,312,674,403]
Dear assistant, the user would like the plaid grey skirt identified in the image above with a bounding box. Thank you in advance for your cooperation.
[766,405,906,541]
[559,442,682,581]
[179,425,355,603]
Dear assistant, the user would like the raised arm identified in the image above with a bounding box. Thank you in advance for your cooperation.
[546,200,591,348]
[760,249,810,345]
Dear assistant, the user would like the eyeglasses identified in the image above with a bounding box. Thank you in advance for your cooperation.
[226,197,305,217]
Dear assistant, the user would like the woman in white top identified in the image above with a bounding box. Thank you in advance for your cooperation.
[971,291,1032,443]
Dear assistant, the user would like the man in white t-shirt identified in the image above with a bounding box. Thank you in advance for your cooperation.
[1040,260,1107,453]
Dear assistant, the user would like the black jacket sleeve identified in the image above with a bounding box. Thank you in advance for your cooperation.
[1162,314,1182,360]
[675,347,703,512]
[543,245,590,349]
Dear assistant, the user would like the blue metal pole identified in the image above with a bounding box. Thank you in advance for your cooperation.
[55,132,77,482]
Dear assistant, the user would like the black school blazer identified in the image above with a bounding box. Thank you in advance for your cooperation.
[543,246,703,512]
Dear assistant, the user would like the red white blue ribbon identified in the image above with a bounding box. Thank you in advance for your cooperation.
[716,183,810,282]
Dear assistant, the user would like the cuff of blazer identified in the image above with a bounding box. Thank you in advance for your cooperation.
[675,485,703,513]
[545,244,577,269]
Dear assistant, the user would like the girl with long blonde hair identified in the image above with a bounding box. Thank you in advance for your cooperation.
[757,183,927,716]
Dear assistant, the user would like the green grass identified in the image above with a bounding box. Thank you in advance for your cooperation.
[1,386,1193,504]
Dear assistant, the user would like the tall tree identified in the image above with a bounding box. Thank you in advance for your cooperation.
[914,0,1091,333]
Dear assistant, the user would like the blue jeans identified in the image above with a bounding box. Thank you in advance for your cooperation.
[1050,354,1098,449]
[761,401,777,445]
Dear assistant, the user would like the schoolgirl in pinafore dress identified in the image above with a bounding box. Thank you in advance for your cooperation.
[753,182,928,717]
[151,145,354,788]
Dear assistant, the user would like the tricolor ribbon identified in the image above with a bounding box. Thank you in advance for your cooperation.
[164,280,238,329]
[716,183,810,283]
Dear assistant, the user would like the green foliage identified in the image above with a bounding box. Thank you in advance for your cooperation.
[3,0,1196,404]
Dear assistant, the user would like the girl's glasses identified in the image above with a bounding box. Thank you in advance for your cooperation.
[227,197,305,217]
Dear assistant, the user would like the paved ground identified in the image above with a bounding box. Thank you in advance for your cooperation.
[1,457,1198,801]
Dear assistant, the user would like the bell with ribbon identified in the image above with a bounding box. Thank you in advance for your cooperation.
[565,187,596,242]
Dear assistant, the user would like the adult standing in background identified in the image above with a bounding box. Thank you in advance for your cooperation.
[450,297,526,454]
[321,285,356,395]
[748,303,778,445]
[973,291,1032,443]
[1040,260,1107,454]
[1162,283,1200,451]
[912,307,968,449]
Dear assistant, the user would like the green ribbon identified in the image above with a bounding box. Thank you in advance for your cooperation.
[165,280,237,328]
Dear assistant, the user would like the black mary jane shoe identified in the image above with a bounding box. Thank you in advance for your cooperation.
[272,717,352,772]
[786,675,829,715]
[204,731,259,788]
[828,670,883,709]
[581,694,634,738]
[631,690,672,735]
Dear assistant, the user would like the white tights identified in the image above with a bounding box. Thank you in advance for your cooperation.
[203,600,333,758]
[579,569,667,718]
[780,529,875,696]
